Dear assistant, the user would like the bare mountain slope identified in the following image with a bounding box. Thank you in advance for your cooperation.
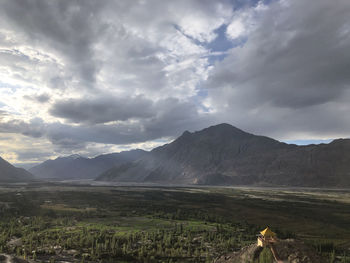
[0,157,34,183]
[30,149,147,180]
[97,123,350,187]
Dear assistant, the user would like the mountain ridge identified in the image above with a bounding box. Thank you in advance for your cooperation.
[96,123,350,187]
[0,156,35,182]
[29,149,147,180]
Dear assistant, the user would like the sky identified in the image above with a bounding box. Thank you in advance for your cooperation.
[0,0,350,167]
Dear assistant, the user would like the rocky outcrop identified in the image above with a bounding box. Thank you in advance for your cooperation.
[215,239,326,263]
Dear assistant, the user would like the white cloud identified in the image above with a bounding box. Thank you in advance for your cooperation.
[226,1,267,40]
[226,19,245,39]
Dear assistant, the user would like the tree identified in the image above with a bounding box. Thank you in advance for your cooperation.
[259,247,273,263]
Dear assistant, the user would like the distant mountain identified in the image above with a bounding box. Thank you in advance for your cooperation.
[96,123,350,187]
[0,157,35,182]
[29,149,147,180]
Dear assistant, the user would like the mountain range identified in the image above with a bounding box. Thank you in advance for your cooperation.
[0,157,34,182]
[1,123,349,187]
[96,123,350,187]
[29,149,146,180]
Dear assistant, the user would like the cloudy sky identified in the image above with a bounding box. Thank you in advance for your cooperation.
[0,0,349,166]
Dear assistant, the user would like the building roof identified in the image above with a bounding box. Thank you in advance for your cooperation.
[260,227,276,237]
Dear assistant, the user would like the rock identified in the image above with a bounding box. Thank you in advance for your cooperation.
[215,239,326,263]
[7,238,22,247]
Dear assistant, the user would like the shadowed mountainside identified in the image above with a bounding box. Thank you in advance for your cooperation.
[29,149,147,180]
[96,123,350,187]
[0,157,34,182]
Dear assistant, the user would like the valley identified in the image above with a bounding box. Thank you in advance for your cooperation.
[0,183,349,262]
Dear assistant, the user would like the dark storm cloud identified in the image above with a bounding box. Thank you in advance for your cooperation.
[36,94,50,103]
[0,110,8,118]
[0,98,213,147]
[50,95,155,124]
[0,0,106,87]
[0,118,44,138]
[24,93,50,103]
[46,97,212,146]
[206,0,350,139]
[208,0,350,108]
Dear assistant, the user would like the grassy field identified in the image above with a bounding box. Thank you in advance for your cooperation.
[0,183,349,262]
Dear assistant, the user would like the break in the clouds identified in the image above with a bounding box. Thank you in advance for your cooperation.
[0,0,349,164]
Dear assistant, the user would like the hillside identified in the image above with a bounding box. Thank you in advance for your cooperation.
[0,157,34,183]
[215,239,326,263]
[29,149,146,180]
[96,123,350,187]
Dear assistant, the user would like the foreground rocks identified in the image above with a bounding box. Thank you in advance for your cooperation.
[214,244,261,263]
[215,239,326,263]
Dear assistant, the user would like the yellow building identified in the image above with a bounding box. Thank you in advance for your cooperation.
[257,227,276,247]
